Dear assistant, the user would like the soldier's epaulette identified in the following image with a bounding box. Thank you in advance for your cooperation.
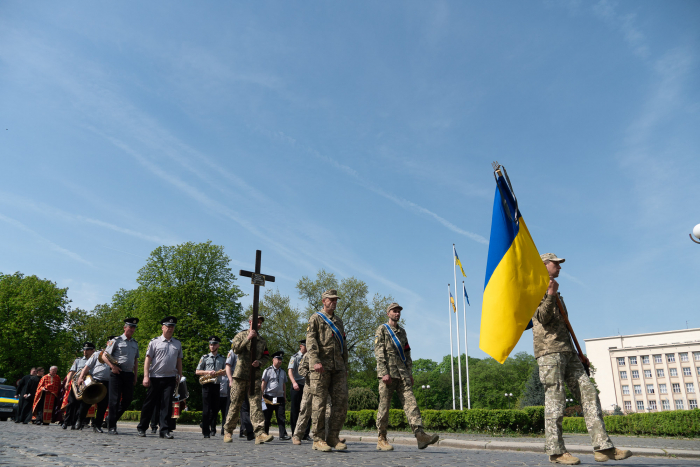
[150,337,158,341]
[202,354,208,358]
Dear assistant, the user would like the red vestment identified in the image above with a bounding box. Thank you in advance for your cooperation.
[32,374,61,424]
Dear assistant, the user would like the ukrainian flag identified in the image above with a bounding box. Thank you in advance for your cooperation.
[449,292,457,313]
[454,246,467,277]
[480,164,549,363]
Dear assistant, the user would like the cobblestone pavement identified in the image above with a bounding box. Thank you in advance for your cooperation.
[1,423,696,467]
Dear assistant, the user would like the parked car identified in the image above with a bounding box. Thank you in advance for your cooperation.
[0,378,19,421]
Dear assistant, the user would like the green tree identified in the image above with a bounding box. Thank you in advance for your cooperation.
[519,364,545,407]
[250,288,306,358]
[0,272,74,383]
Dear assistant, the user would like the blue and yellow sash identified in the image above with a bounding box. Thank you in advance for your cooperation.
[316,312,344,352]
[383,324,406,363]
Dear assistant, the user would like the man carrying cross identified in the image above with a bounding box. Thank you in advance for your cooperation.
[374,302,439,451]
[306,289,349,452]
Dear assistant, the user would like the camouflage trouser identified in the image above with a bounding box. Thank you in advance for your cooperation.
[223,378,265,437]
[309,369,347,442]
[293,381,313,436]
[376,377,423,436]
[538,352,613,455]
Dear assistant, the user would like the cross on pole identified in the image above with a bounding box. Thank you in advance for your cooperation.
[239,250,275,395]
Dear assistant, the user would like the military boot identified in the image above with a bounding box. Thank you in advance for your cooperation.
[312,440,332,452]
[223,432,232,443]
[377,434,394,451]
[415,429,439,449]
[327,437,347,450]
[255,433,274,444]
[594,448,633,462]
[549,452,581,465]
[292,435,301,445]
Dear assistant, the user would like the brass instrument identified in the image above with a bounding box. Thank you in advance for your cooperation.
[71,371,107,405]
[98,349,120,368]
[199,369,226,385]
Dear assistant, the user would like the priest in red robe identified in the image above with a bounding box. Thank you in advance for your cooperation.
[32,366,61,425]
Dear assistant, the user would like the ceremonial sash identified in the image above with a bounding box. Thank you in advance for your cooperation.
[383,324,406,363]
[315,312,344,352]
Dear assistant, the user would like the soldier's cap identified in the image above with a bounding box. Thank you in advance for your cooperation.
[161,316,178,326]
[83,342,95,350]
[124,317,139,327]
[272,351,284,359]
[248,314,265,322]
[540,253,565,263]
[107,335,118,341]
[208,336,221,344]
[386,302,403,313]
[298,339,306,346]
[321,289,339,300]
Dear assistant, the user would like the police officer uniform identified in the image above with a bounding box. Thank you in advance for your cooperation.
[288,340,311,440]
[137,316,183,439]
[262,351,290,439]
[64,342,94,429]
[78,337,115,432]
[104,318,140,434]
[197,336,226,438]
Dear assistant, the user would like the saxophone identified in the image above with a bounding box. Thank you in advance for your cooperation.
[199,369,226,385]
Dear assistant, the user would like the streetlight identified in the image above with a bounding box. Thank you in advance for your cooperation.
[505,393,514,409]
[690,224,700,244]
[421,385,431,390]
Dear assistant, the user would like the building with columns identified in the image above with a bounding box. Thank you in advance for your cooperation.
[584,328,700,413]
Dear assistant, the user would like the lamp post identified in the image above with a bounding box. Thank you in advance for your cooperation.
[690,224,700,244]
[505,393,514,409]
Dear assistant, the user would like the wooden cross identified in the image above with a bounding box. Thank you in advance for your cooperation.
[239,250,275,395]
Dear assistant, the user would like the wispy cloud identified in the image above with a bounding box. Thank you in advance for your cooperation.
[592,0,650,59]
[0,213,92,266]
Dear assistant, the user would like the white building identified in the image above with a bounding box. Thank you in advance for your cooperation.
[584,329,700,413]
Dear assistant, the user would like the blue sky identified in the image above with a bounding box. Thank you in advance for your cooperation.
[1,1,699,364]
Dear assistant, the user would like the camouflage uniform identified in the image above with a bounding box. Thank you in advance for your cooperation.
[374,321,423,435]
[534,291,613,455]
[292,353,313,435]
[223,329,270,437]
[306,306,349,443]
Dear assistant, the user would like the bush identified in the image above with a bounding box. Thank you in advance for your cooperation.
[562,410,700,437]
[348,387,378,411]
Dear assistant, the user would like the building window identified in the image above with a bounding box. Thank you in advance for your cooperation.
[697,367,700,376]
[667,354,676,363]
[657,369,665,377]
[644,370,652,378]
[670,368,678,377]
[634,385,642,394]
[636,400,644,411]
[680,352,689,362]
[690,400,698,409]
[647,384,655,394]
[629,356,637,365]
[662,399,670,410]
[654,354,663,363]
[617,357,625,366]
[683,367,692,376]
[622,385,629,395]
[632,370,639,379]
[694,352,700,361]
[672,383,681,393]
[642,355,650,364]
[686,383,695,393]
[620,371,627,379]
[675,400,684,410]
[660,384,668,394]
[649,400,657,410]
[624,401,632,411]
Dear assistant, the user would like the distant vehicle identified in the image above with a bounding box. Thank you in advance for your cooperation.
[0,378,19,421]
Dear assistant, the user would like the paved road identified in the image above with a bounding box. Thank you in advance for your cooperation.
[1,423,696,467]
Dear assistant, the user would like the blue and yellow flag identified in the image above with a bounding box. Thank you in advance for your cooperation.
[449,292,457,313]
[454,246,467,277]
[480,164,549,363]
[463,283,470,306]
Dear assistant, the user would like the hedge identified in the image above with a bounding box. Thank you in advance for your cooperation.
[119,407,699,437]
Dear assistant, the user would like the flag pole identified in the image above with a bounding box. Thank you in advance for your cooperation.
[452,245,464,410]
[463,280,471,409]
[447,284,456,410]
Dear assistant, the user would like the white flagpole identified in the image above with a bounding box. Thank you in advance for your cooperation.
[463,281,471,409]
[447,284,456,410]
[452,245,464,410]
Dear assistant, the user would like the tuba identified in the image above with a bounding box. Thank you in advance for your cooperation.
[72,371,108,405]
[98,349,120,368]
[199,369,226,385]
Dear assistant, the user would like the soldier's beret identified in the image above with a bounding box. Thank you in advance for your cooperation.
[161,316,177,326]
[124,317,139,327]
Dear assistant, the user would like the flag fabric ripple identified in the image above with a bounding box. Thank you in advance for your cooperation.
[479,172,549,363]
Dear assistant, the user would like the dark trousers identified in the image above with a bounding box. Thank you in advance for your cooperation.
[219,395,229,435]
[19,396,34,423]
[201,383,220,436]
[78,379,109,427]
[240,397,254,439]
[150,401,176,431]
[290,384,310,437]
[263,396,287,437]
[64,390,81,427]
[137,377,176,434]
[108,371,134,429]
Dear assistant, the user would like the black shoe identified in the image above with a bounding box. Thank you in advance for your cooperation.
[280,435,291,441]
[151,427,158,434]
[74,422,83,430]
[160,431,174,439]
[93,426,103,433]
[303,435,312,442]
[210,431,216,437]
[62,423,68,430]
[203,434,210,439]
[137,429,146,437]
[239,432,246,438]
[107,429,118,435]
